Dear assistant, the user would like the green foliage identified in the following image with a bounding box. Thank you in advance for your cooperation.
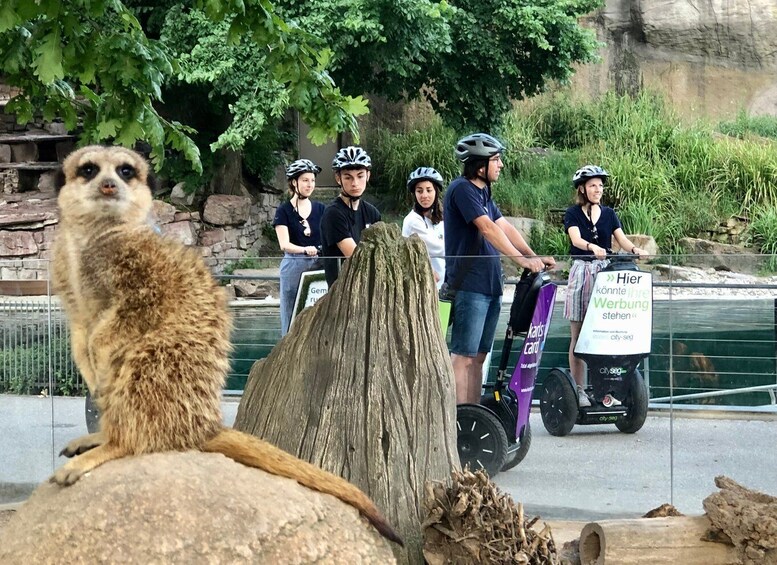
[367,118,460,205]
[529,224,569,257]
[275,0,454,103]
[491,150,579,218]
[718,110,777,141]
[0,337,81,396]
[1,0,367,173]
[748,206,777,256]
[426,0,602,131]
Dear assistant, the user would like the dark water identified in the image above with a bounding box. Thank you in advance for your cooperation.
[229,299,777,406]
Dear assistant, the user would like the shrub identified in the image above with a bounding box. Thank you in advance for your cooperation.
[367,118,460,207]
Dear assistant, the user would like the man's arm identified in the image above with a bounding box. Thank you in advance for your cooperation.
[337,238,357,257]
[495,217,556,268]
[472,215,544,272]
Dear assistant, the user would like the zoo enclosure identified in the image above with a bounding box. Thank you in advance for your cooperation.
[2,258,777,411]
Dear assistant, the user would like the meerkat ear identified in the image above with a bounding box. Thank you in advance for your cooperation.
[54,167,66,193]
[146,170,159,193]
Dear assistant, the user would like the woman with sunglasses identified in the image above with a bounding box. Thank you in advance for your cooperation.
[273,159,326,336]
[564,165,647,407]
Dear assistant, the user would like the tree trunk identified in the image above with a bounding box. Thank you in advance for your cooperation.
[234,222,459,563]
[579,515,741,565]
[210,148,245,196]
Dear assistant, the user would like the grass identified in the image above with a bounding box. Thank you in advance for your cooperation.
[367,89,777,260]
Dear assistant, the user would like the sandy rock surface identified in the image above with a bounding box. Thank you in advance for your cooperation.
[0,451,394,564]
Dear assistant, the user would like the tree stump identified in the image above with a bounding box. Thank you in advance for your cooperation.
[234,222,459,563]
[703,475,777,564]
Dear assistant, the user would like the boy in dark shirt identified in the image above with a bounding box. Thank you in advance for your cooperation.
[320,146,381,287]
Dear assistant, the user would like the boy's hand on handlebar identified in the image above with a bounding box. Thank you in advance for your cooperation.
[516,255,545,273]
[632,246,649,259]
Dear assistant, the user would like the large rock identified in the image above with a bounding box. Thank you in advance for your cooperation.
[203,194,252,226]
[0,230,38,257]
[0,451,394,564]
[679,237,764,273]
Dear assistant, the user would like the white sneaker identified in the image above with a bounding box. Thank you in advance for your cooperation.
[577,386,591,408]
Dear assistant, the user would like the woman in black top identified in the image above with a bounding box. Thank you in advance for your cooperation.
[273,159,326,336]
[563,165,647,407]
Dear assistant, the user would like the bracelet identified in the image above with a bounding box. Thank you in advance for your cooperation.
[586,243,591,251]
[631,246,637,254]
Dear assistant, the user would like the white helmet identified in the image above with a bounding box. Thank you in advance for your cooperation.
[407,167,444,191]
[286,159,321,179]
[331,146,372,171]
[572,165,609,187]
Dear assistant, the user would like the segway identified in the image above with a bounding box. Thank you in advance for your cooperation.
[540,253,650,436]
[456,269,557,477]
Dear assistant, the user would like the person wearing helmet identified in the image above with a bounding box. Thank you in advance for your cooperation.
[320,146,381,287]
[564,164,648,407]
[402,167,446,289]
[272,159,326,335]
[444,133,555,404]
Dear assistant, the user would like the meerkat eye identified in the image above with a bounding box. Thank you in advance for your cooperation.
[76,163,99,181]
[117,164,137,181]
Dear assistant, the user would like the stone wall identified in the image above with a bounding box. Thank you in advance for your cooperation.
[0,192,281,281]
[573,0,777,120]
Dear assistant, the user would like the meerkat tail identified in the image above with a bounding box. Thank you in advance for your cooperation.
[203,428,403,546]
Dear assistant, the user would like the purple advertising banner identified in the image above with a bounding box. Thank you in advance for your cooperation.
[510,283,557,434]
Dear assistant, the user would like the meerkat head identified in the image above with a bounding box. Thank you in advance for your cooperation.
[56,145,156,227]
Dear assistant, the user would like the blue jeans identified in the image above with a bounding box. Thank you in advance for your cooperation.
[450,290,502,357]
[279,253,321,336]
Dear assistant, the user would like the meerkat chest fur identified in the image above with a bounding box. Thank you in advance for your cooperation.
[54,146,232,452]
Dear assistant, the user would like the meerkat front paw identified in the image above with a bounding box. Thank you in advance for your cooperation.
[60,432,105,458]
[51,463,88,486]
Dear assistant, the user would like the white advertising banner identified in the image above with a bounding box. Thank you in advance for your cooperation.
[289,270,328,329]
[575,269,652,356]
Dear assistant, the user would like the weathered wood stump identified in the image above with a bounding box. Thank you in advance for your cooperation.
[234,222,459,563]
[703,475,777,564]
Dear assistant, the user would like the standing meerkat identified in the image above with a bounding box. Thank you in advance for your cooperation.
[51,145,401,545]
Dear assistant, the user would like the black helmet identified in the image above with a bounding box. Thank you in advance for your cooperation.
[331,146,372,171]
[286,159,321,179]
[407,167,444,191]
[572,165,609,188]
[454,133,505,162]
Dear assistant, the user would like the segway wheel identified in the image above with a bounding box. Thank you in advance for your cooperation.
[540,369,578,437]
[85,391,100,434]
[456,405,508,478]
[501,422,532,471]
[615,369,648,434]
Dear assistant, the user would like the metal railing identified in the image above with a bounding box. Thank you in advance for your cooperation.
[3,256,777,412]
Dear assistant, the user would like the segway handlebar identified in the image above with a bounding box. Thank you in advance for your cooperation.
[574,251,644,262]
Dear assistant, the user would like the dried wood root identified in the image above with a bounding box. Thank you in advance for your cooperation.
[642,503,685,518]
[422,468,559,564]
[703,475,777,564]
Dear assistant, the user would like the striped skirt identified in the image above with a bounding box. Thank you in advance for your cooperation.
[564,259,610,322]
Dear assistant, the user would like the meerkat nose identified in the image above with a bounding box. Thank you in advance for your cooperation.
[100,179,118,196]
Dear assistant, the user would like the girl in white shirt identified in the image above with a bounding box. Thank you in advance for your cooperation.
[401,167,445,289]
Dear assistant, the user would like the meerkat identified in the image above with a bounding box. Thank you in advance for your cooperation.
[51,145,401,545]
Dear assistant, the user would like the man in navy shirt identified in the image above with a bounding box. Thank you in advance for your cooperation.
[444,133,555,404]
[320,146,381,287]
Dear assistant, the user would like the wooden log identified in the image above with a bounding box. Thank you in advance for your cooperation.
[579,515,741,565]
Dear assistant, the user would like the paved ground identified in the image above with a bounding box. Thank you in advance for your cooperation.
[2,394,775,522]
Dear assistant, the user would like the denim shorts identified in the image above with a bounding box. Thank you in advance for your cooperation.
[450,290,502,357]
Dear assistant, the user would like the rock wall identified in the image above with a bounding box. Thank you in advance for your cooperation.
[576,0,777,119]
[0,191,280,281]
